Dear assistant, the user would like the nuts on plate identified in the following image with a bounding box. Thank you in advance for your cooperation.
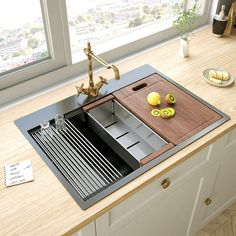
[209,70,230,81]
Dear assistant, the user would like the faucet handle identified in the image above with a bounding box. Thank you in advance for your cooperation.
[99,76,108,85]
[76,83,84,96]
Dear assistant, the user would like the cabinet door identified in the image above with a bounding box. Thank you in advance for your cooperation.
[190,129,236,233]
[203,129,236,224]
[96,171,205,236]
[186,164,219,236]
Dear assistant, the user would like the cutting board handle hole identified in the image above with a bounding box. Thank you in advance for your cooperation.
[132,83,147,91]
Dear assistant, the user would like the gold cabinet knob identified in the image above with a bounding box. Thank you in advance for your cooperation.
[204,197,212,206]
[161,178,171,189]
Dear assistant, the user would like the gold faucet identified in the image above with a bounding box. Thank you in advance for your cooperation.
[76,42,120,97]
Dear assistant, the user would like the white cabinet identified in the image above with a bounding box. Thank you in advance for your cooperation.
[206,129,236,220]
[191,129,236,233]
[76,129,235,236]
[95,146,215,236]
[187,163,219,236]
[96,172,207,236]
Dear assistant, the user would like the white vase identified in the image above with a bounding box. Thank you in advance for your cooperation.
[179,38,189,58]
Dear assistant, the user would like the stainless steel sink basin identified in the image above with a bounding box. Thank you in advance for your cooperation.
[15,65,230,209]
[87,99,168,169]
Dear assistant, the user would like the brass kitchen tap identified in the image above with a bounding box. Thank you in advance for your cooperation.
[76,42,120,97]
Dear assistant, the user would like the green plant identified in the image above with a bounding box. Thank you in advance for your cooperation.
[173,2,199,40]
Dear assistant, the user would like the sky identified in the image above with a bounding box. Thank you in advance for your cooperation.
[0,0,176,29]
[0,0,121,29]
[0,0,116,28]
[0,0,41,28]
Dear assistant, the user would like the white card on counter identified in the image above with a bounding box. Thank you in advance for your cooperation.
[4,160,34,187]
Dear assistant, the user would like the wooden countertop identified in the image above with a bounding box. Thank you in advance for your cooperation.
[0,27,236,236]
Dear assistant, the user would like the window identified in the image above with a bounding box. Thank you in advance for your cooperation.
[0,0,68,90]
[0,0,49,74]
[66,0,185,62]
[0,0,213,105]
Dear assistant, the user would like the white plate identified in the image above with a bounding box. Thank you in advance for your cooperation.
[203,68,234,87]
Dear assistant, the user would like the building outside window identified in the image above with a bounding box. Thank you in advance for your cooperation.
[66,0,185,62]
[0,0,67,91]
[0,0,49,74]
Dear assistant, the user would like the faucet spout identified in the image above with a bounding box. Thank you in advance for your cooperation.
[88,51,120,80]
[76,42,120,97]
[110,64,120,80]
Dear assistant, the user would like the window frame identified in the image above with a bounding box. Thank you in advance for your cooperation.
[0,0,214,107]
[0,0,71,90]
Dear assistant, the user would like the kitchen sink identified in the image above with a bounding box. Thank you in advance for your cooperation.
[15,65,230,209]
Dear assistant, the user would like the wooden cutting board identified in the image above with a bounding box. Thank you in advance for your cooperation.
[113,73,222,145]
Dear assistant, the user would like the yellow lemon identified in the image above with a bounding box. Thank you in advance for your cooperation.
[147,92,161,106]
